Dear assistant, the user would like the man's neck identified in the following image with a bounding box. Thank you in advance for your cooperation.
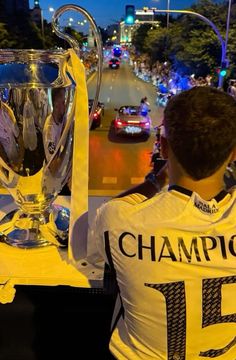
[168,161,227,201]
[170,175,225,200]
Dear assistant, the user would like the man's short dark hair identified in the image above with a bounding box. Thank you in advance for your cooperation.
[164,86,236,180]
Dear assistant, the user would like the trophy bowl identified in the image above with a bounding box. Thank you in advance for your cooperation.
[0,49,74,248]
[0,4,102,249]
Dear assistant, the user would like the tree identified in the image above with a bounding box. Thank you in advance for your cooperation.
[135,0,236,82]
[98,27,108,45]
[0,23,14,48]
[132,24,153,53]
[144,27,172,63]
[0,11,43,49]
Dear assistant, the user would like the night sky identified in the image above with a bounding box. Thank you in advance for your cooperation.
[29,0,222,27]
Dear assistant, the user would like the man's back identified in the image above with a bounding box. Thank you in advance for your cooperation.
[94,187,236,359]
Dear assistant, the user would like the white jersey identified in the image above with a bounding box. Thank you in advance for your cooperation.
[92,186,236,359]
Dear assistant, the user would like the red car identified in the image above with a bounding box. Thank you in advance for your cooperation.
[89,99,104,129]
[113,105,151,137]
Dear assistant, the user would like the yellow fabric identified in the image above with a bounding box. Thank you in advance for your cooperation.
[0,280,16,304]
[0,196,104,304]
[67,49,89,261]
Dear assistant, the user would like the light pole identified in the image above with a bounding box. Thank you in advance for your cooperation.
[40,8,45,46]
[225,0,232,56]
[216,0,232,88]
[40,7,55,47]
[167,0,170,29]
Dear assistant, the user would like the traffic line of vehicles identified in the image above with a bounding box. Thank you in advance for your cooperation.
[88,99,105,129]
[90,46,152,138]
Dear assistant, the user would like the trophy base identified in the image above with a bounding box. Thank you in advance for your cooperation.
[0,205,70,249]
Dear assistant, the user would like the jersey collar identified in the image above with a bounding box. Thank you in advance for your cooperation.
[168,184,228,202]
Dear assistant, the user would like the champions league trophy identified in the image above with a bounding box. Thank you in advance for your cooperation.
[0,5,102,248]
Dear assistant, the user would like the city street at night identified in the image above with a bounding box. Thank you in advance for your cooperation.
[88,59,164,196]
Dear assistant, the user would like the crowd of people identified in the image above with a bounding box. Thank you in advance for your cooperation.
[227,79,236,100]
[132,58,214,95]
[131,56,236,111]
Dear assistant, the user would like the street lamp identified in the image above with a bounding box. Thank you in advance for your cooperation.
[214,0,232,87]
[225,0,232,57]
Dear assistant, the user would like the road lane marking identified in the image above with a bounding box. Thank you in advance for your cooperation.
[131,177,143,184]
[87,71,96,84]
[103,177,117,184]
[107,97,110,103]
[110,86,113,90]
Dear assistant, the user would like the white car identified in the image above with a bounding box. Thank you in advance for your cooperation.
[113,105,151,137]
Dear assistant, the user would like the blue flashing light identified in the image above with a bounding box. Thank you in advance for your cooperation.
[220,69,227,77]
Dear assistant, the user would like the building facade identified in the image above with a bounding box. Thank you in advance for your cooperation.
[0,0,30,22]
[120,7,160,45]
[3,0,29,15]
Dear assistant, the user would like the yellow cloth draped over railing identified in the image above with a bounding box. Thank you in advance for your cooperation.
[67,49,89,261]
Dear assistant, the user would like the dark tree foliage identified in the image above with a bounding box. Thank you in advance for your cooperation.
[0,11,41,49]
[98,27,109,45]
[132,0,236,82]
[0,10,65,50]
[132,24,153,53]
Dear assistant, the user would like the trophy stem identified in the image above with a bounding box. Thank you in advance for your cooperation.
[0,204,69,248]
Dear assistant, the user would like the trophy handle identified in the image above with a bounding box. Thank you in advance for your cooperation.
[52,4,103,127]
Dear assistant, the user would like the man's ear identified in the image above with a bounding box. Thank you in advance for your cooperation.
[160,136,168,159]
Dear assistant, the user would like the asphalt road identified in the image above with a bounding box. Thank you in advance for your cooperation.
[88,59,164,196]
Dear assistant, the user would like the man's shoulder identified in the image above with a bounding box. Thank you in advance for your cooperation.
[97,193,148,223]
[99,193,147,214]
[112,193,147,206]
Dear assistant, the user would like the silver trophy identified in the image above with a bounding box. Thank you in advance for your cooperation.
[0,5,102,248]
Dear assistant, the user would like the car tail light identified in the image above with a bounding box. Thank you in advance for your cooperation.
[93,112,98,119]
[115,119,123,126]
[140,121,149,127]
